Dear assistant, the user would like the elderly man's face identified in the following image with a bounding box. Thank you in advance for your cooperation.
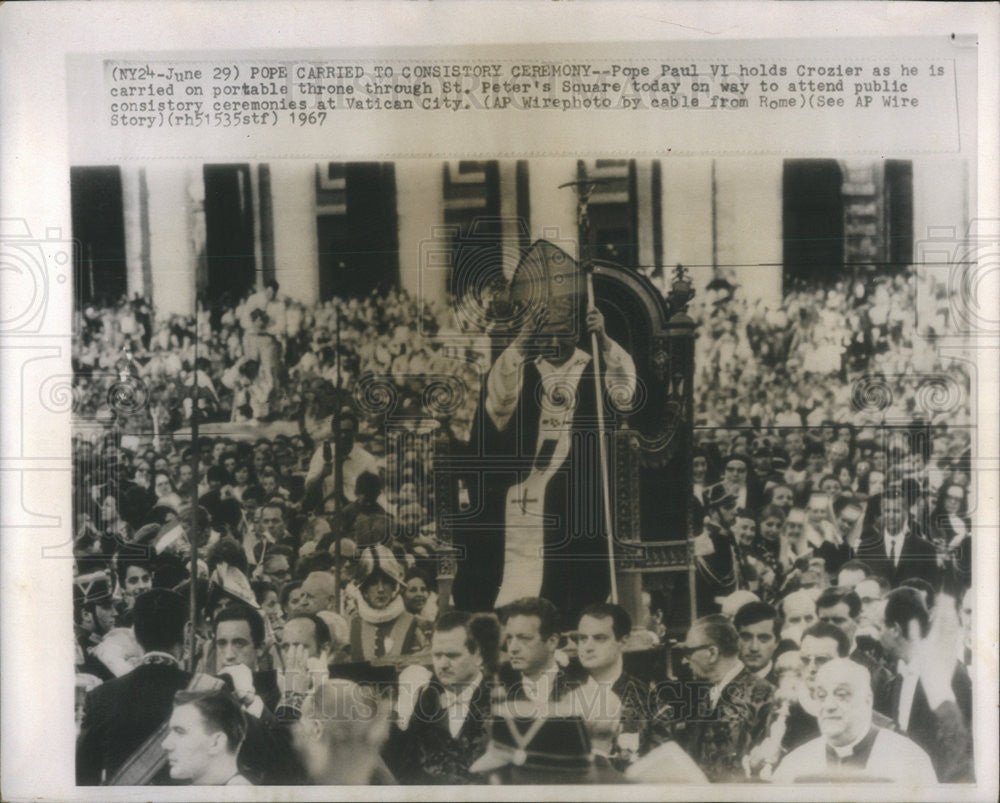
[300,576,335,615]
[282,618,321,659]
[814,662,872,747]
[799,635,839,690]
[682,624,717,681]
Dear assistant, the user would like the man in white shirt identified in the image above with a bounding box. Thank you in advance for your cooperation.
[569,603,654,765]
[303,408,382,509]
[499,597,580,706]
[771,659,936,784]
[388,611,496,784]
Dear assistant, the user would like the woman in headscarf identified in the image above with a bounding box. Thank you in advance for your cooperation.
[347,545,429,663]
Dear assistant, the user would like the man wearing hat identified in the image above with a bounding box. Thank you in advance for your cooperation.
[694,484,742,614]
[77,588,190,784]
[452,241,636,626]
[346,545,428,663]
[74,577,120,681]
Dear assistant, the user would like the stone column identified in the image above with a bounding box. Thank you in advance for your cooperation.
[635,160,655,272]
[145,167,197,317]
[527,159,579,269]
[715,158,783,308]
[661,158,714,295]
[268,161,320,305]
[396,160,446,304]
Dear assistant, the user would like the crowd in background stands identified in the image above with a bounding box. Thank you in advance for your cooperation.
[72,273,977,786]
[694,272,971,429]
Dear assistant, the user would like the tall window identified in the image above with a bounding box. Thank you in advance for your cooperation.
[782,160,845,286]
[316,163,399,300]
[203,164,256,305]
[442,161,502,298]
[70,166,127,305]
[577,159,638,268]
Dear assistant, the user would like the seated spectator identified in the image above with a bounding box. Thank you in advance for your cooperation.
[401,567,436,621]
[570,603,656,769]
[779,589,817,644]
[733,601,781,684]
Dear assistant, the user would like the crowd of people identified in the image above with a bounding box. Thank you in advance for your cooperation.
[694,272,971,429]
[72,270,977,786]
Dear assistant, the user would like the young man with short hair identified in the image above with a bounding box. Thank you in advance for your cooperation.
[162,690,252,785]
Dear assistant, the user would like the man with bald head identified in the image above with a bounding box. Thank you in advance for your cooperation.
[772,659,936,784]
[298,571,338,615]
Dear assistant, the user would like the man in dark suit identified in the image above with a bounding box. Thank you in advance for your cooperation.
[76,588,190,784]
[497,597,582,704]
[573,603,657,767]
[387,611,499,784]
[857,484,939,588]
[879,587,973,782]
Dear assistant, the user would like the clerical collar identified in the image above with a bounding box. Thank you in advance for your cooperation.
[141,651,180,668]
[827,724,877,760]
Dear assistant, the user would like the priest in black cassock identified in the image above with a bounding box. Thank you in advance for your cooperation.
[452,241,637,628]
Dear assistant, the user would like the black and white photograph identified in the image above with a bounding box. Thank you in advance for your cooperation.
[1,3,997,802]
[67,152,979,787]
